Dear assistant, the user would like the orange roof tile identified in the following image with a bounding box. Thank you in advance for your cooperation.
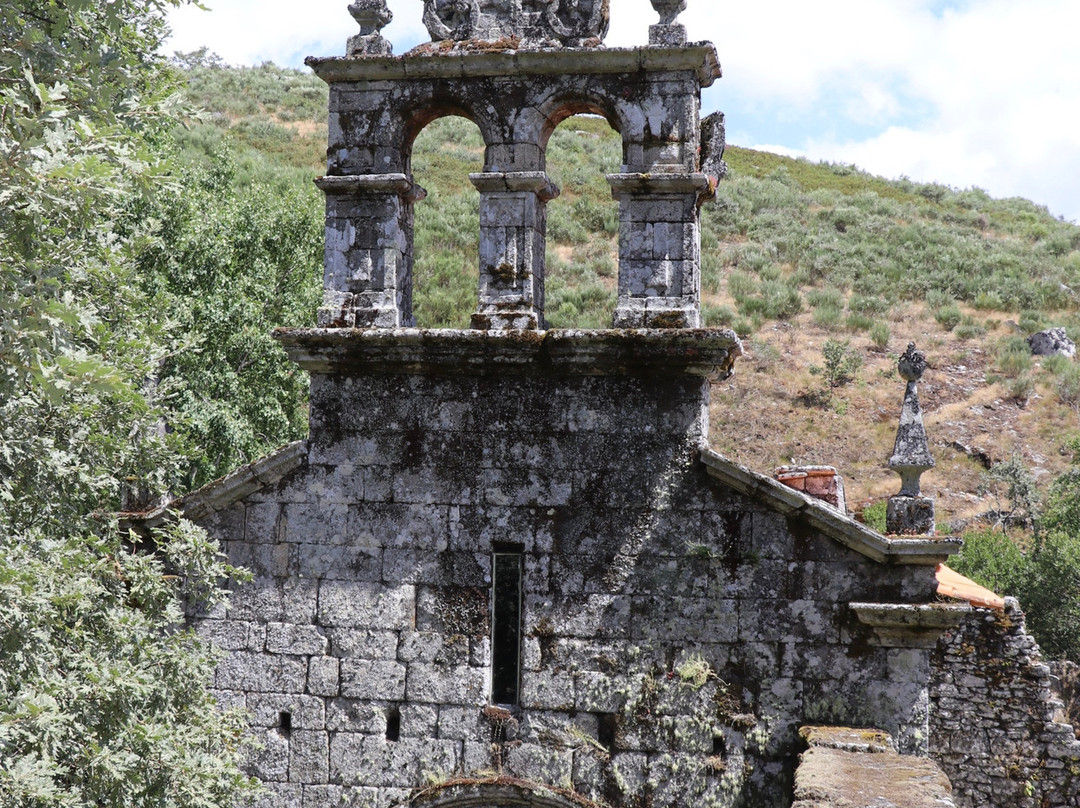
[936,564,1005,610]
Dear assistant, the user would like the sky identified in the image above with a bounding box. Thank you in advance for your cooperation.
[166,0,1080,224]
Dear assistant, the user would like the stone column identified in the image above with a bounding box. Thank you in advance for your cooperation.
[608,173,710,328]
[886,343,936,535]
[469,171,559,331]
[315,174,425,329]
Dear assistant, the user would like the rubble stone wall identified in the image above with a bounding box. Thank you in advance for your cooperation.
[930,599,1080,808]
[194,362,941,808]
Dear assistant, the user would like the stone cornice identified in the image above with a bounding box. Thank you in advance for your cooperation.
[306,44,721,86]
[700,449,963,566]
[849,602,972,648]
[274,327,742,378]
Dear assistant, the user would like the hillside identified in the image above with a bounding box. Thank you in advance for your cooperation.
[175,58,1080,529]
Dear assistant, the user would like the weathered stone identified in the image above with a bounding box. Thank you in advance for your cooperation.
[1029,327,1076,358]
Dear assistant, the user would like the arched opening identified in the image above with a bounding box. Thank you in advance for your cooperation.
[542,112,622,328]
[409,114,485,328]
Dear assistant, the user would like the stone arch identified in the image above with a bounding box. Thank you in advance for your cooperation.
[412,782,595,808]
[401,98,496,176]
[534,93,628,169]
[408,111,488,327]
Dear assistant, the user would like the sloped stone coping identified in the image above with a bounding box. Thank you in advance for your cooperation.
[274,327,742,378]
[306,44,721,86]
[124,440,308,529]
[794,726,956,808]
[700,450,962,566]
[850,602,972,648]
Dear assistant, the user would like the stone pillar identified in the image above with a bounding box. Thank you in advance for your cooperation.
[315,174,425,329]
[608,173,710,328]
[886,343,936,535]
[469,171,559,331]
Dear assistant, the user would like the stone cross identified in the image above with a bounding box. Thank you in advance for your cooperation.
[886,343,936,535]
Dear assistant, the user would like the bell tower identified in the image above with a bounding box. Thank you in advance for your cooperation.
[307,0,725,330]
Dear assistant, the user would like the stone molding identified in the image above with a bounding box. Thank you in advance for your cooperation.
[314,173,416,195]
[273,326,741,378]
[700,449,963,566]
[850,602,972,648]
[306,45,721,86]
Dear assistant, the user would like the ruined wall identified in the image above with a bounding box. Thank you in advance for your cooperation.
[192,339,945,808]
[930,599,1080,807]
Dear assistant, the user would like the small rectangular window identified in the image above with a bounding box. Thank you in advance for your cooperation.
[491,548,523,704]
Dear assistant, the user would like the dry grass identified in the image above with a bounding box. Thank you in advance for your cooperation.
[709,298,1080,528]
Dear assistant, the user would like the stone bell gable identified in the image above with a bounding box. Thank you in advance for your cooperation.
[156,2,1080,807]
[307,0,720,331]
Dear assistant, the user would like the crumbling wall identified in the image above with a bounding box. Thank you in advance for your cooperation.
[930,599,1080,807]
[192,359,942,808]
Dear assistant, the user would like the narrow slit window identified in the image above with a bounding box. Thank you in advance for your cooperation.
[491,548,523,704]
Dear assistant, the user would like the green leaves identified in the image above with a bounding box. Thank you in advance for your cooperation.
[0,523,259,807]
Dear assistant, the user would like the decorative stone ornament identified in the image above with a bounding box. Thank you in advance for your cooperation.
[422,0,609,46]
[347,0,393,55]
[649,0,688,45]
[886,343,937,535]
[651,0,687,24]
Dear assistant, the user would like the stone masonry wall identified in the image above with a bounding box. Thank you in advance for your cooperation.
[193,359,944,808]
[930,599,1080,807]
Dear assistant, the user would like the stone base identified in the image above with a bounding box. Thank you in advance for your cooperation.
[649,24,687,47]
[471,310,541,331]
[612,306,700,329]
[887,496,936,536]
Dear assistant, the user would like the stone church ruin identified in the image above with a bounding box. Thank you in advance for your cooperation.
[158,1,1080,806]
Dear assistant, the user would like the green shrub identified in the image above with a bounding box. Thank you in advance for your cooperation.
[953,317,987,340]
[703,304,736,326]
[934,304,964,331]
[810,339,862,388]
[848,294,890,316]
[1054,363,1080,411]
[862,501,887,533]
[812,304,843,328]
[758,279,803,319]
[728,270,758,301]
[845,313,874,332]
[806,287,844,309]
[994,336,1032,376]
[1019,310,1048,334]
[973,290,1005,311]
[869,321,890,350]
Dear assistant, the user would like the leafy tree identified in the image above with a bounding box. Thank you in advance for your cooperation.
[1,2,261,804]
[0,522,258,805]
[954,446,1080,662]
[133,134,322,489]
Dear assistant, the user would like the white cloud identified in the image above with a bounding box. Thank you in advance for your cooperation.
[164,0,1080,222]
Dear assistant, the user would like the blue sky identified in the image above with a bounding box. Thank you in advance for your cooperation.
[167,0,1080,223]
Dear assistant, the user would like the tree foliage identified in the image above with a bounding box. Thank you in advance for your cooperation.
[1,3,262,804]
[954,445,1080,663]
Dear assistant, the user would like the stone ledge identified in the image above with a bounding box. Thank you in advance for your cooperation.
[273,327,742,378]
[700,450,963,566]
[306,45,721,86]
[794,727,956,808]
[850,602,972,648]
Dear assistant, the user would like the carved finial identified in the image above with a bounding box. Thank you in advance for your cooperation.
[897,342,927,382]
[347,0,393,55]
[650,0,687,24]
[649,0,687,45]
[886,343,936,534]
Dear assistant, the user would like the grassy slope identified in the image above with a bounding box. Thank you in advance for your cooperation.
[179,62,1080,527]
